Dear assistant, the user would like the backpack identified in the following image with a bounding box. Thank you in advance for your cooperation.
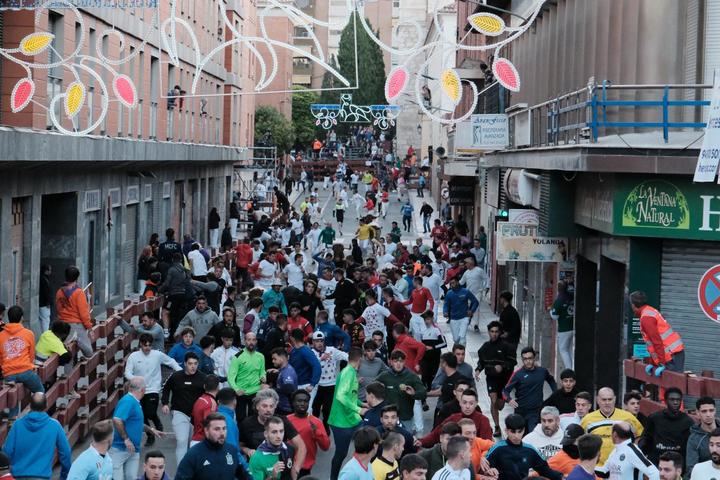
[256,318,277,347]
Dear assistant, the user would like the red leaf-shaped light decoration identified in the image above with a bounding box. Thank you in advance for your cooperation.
[113,74,138,108]
[492,57,521,92]
[385,66,409,103]
[11,78,35,113]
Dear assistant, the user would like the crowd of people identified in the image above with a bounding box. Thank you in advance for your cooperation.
[0,152,717,480]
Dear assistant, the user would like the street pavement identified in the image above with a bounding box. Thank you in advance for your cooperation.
[62,181,520,478]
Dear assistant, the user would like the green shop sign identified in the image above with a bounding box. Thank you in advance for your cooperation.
[614,176,720,239]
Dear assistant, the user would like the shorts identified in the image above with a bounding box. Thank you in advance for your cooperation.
[486,374,512,394]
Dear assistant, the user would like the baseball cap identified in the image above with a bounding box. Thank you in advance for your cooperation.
[312,331,325,340]
[561,423,585,446]
[271,279,283,286]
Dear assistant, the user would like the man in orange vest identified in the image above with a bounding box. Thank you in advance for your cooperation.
[630,291,685,374]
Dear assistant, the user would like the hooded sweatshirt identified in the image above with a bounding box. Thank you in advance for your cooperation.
[55,283,92,328]
[641,408,694,465]
[687,419,720,475]
[249,440,295,480]
[177,307,220,340]
[522,424,564,460]
[2,411,72,479]
[0,323,36,376]
[376,367,427,421]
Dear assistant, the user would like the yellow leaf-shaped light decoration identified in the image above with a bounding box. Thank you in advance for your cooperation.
[468,13,506,36]
[64,82,86,118]
[19,32,55,56]
[441,69,462,105]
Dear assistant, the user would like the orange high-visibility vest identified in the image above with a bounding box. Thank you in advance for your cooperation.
[639,305,684,363]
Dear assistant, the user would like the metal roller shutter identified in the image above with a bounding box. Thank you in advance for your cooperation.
[124,204,138,293]
[660,241,720,375]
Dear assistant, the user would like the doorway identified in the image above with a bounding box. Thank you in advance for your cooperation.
[41,193,78,291]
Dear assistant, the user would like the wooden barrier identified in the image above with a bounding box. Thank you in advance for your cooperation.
[623,358,718,415]
[0,295,164,447]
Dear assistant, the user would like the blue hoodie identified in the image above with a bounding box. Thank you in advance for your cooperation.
[443,286,479,320]
[289,345,321,386]
[168,341,203,367]
[3,411,72,479]
[317,322,351,351]
[218,404,240,448]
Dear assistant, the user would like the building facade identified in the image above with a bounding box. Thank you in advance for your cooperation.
[457,0,720,397]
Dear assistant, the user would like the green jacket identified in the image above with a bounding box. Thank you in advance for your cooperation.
[328,364,362,428]
[376,367,427,421]
[228,350,265,395]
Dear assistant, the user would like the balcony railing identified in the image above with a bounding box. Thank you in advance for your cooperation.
[506,79,712,149]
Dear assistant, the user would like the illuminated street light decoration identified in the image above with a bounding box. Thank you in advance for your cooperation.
[0,0,544,136]
[311,94,400,131]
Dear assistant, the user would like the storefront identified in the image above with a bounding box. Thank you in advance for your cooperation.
[575,173,720,388]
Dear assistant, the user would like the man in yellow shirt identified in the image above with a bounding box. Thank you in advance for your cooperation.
[581,387,644,466]
[371,432,404,480]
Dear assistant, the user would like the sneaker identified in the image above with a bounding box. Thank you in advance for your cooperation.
[422,402,429,412]
[163,328,170,339]
[145,434,156,446]
[493,426,502,438]
[474,325,480,332]
[67,391,81,400]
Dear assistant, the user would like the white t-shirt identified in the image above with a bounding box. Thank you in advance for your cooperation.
[460,267,488,294]
[283,263,305,290]
[257,260,277,288]
[188,250,208,276]
[430,465,471,480]
[318,278,337,309]
[291,219,304,236]
[361,303,391,336]
[423,273,442,301]
[690,461,720,480]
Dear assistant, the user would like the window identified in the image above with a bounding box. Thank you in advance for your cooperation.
[46,12,64,130]
[150,56,159,139]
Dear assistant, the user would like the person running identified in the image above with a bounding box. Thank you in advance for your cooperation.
[338,427,381,480]
[476,321,516,437]
[485,414,562,480]
[401,201,414,232]
[160,351,207,465]
[443,277,479,347]
[328,347,368,480]
[595,422,659,480]
[403,277,434,341]
[335,197,346,234]
[124,334,182,446]
[377,349,427,434]
[502,347,557,433]
[228,331,266,421]
[311,331,349,431]
[287,390,331,476]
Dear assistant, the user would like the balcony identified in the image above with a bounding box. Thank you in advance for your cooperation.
[506,80,711,150]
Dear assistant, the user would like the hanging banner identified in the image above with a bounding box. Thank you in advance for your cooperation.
[495,222,568,262]
[694,71,720,182]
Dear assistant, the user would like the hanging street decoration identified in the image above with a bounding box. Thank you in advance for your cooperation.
[0,0,545,136]
[310,94,400,131]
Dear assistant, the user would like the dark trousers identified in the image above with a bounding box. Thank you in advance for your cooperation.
[516,408,540,433]
[667,350,685,372]
[236,393,256,423]
[403,216,411,231]
[141,393,163,433]
[168,294,188,338]
[331,424,359,480]
[312,385,335,433]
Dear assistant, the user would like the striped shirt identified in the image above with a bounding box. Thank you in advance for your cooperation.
[430,465,471,480]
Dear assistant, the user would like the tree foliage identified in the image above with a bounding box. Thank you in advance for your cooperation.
[254,106,295,154]
[291,86,320,146]
[336,12,387,106]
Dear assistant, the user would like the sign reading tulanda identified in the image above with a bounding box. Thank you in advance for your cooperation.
[621,180,690,230]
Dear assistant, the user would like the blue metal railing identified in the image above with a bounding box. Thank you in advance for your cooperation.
[518,81,713,147]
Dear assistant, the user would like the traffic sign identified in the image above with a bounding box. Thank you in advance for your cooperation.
[697,264,720,323]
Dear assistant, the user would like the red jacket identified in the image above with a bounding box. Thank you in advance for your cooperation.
[420,410,493,447]
[403,287,434,314]
[191,393,217,441]
[288,315,313,341]
[287,414,330,469]
[235,243,253,269]
[393,334,426,371]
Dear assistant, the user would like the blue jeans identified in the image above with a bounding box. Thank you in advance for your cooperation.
[6,370,45,418]
[331,424,359,480]
[423,216,431,233]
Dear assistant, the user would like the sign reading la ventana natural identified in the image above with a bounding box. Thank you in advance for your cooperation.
[614,177,720,240]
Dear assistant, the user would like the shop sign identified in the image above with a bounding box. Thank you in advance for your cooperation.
[448,177,475,206]
[613,176,720,240]
[694,72,720,182]
[575,176,614,232]
[496,222,568,262]
[455,114,509,152]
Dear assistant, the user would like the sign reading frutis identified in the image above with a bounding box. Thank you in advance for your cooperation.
[614,176,720,239]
